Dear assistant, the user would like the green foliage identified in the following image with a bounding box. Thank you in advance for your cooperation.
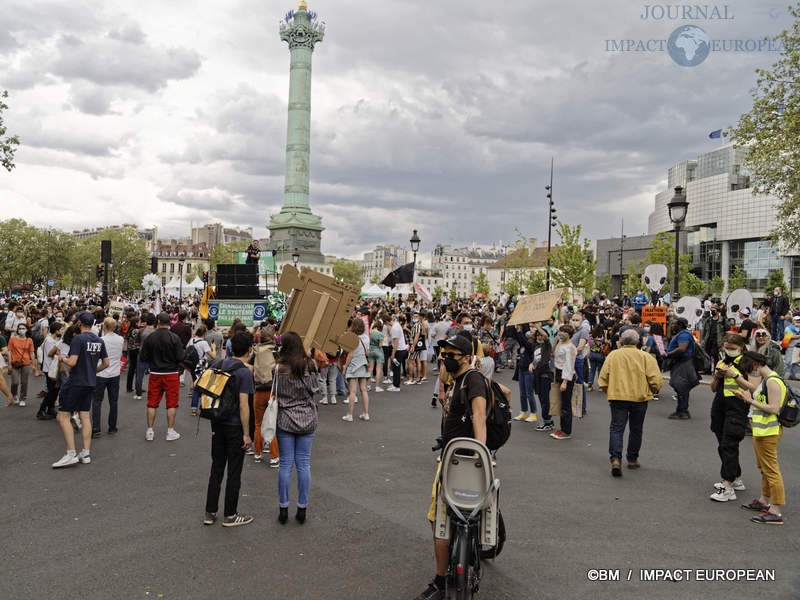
[732,3,800,249]
[710,275,725,296]
[684,273,705,296]
[448,285,457,301]
[332,259,363,289]
[68,227,149,292]
[369,273,382,284]
[209,240,249,271]
[595,273,613,297]
[474,272,490,296]
[503,271,524,297]
[524,270,547,295]
[547,223,596,301]
[622,260,644,298]
[764,268,789,298]
[0,91,20,172]
[728,265,748,291]
[432,285,444,302]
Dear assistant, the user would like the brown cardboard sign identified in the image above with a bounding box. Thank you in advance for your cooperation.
[507,289,564,326]
[277,265,360,354]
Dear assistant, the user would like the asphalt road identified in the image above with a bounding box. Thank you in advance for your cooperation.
[1,368,799,600]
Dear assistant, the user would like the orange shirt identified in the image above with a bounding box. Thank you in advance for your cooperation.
[8,336,34,366]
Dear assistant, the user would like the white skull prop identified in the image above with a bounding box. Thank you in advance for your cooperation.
[674,296,704,329]
[643,264,669,297]
[725,288,754,326]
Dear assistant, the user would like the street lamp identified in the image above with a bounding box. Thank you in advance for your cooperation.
[545,158,556,290]
[292,248,300,269]
[667,186,689,297]
[410,229,421,278]
[178,254,186,304]
[271,249,278,290]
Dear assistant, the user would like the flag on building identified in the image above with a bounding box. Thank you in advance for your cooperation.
[381,262,415,288]
[708,129,723,139]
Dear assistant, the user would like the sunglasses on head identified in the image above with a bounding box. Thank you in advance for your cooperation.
[440,352,463,359]
[755,333,768,337]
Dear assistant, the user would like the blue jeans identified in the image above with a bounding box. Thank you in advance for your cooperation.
[534,373,552,421]
[276,428,315,509]
[588,352,605,387]
[609,401,648,462]
[771,315,785,343]
[784,346,799,379]
[135,359,148,396]
[336,369,347,396]
[518,367,536,413]
[92,376,119,432]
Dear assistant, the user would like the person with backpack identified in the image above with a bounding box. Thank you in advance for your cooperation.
[729,350,788,525]
[598,329,663,477]
[202,331,254,528]
[665,317,698,420]
[415,334,488,600]
[186,325,215,416]
[273,331,320,526]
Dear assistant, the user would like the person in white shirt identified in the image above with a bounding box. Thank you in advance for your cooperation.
[388,314,409,391]
[92,317,125,436]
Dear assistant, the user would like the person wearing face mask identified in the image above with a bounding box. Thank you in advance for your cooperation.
[570,311,590,413]
[665,317,698,419]
[551,324,577,440]
[708,333,749,502]
[37,321,65,419]
[700,306,725,365]
[7,323,38,407]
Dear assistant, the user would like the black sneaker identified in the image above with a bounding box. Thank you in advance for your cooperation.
[91,430,102,439]
[414,581,444,600]
[678,411,691,420]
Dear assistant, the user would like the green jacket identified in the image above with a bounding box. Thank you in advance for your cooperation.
[699,316,725,348]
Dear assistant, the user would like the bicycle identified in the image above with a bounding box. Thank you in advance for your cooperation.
[433,437,502,598]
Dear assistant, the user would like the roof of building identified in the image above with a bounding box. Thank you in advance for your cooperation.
[489,246,548,269]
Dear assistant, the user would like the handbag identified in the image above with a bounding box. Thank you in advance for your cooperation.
[47,354,60,380]
[260,397,278,443]
[571,382,584,419]
[549,381,562,416]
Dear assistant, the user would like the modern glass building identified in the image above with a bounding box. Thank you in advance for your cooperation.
[647,143,796,297]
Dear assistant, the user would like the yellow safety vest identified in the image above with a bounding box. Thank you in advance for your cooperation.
[716,355,743,398]
[751,373,786,437]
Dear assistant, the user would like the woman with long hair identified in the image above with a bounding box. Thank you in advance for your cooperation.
[551,324,577,440]
[343,318,370,422]
[273,331,320,525]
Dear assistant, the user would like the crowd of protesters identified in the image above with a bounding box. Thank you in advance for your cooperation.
[1,283,794,530]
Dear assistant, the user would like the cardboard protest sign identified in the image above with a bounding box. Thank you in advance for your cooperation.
[641,305,667,331]
[278,265,359,354]
[507,289,564,326]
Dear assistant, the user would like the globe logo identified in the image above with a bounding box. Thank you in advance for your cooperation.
[253,304,266,320]
[208,305,219,319]
[668,25,710,67]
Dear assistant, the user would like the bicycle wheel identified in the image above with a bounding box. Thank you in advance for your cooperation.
[453,528,471,600]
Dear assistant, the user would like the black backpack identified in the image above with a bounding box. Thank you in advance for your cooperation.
[691,338,713,374]
[196,362,245,422]
[462,369,513,451]
[776,378,800,428]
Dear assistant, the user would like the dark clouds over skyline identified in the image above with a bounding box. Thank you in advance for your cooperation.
[0,0,792,259]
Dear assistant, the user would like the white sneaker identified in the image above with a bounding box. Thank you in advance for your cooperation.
[77,449,91,464]
[269,457,280,468]
[710,486,736,502]
[386,386,401,392]
[404,380,415,386]
[52,453,79,468]
[319,397,328,405]
[343,399,349,404]
[18,400,26,407]
[374,386,384,392]
[329,397,337,405]
[382,378,391,385]
[166,430,181,442]
[145,428,155,441]
[359,413,370,421]
[714,479,746,491]
[342,414,353,422]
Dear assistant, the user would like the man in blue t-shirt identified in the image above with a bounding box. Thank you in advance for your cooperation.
[52,311,109,468]
[203,331,254,528]
[665,317,698,420]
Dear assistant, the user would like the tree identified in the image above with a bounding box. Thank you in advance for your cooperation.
[503,271,524,297]
[209,240,249,271]
[728,265,748,291]
[524,270,547,295]
[68,227,149,292]
[0,219,48,291]
[432,285,444,302]
[547,223,596,301]
[684,273,705,296]
[332,259,363,289]
[449,285,457,301]
[622,260,644,298]
[0,91,20,172]
[474,272,490,296]
[710,275,725,296]
[764,268,789,298]
[732,3,800,249]
[370,274,382,284]
[645,232,695,294]
[595,273,613,297]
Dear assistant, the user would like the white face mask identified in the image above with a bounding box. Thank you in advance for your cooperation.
[462,324,473,331]
[724,348,741,358]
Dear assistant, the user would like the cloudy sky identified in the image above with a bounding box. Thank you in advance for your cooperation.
[0,0,792,261]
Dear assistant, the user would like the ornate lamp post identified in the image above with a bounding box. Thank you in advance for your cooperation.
[178,254,186,304]
[545,158,556,290]
[410,229,421,278]
[292,248,300,269]
[667,186,689,298]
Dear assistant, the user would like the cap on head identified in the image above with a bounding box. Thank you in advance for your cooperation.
[739,307,751,316]
[438,335,473,356]
[76,311,94,326]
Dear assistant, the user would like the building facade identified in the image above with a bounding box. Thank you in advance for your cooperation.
[595,234,659,296]
[647,143,796,296]
[432,244,507,297]
[153,241,210,288]
[72,224,158,254]
[360,245,411,283]
[486,245,548,295]
[191,223,253,250]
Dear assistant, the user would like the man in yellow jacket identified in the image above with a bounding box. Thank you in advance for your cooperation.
[598,329,663,477]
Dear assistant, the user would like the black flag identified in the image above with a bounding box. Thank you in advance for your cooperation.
[381,262,415,288]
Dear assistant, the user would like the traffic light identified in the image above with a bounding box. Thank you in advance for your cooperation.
[96,264,104,279]
[202,271,209,284]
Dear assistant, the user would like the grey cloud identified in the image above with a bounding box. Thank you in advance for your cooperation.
[108,23,146,44]
[69,82,115,115]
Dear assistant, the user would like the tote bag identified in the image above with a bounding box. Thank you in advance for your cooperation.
[549,381,562,416]
[260,397,278,443]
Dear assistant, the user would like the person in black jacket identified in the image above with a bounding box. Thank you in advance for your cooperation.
[512,324,537,422]
[769,287,790,342]
[528,323,554,431]
[139,312,185,442]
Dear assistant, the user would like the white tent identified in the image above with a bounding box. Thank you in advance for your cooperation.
[163,277,182,294]
[187,276,204,291]
[360,283,386,297]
